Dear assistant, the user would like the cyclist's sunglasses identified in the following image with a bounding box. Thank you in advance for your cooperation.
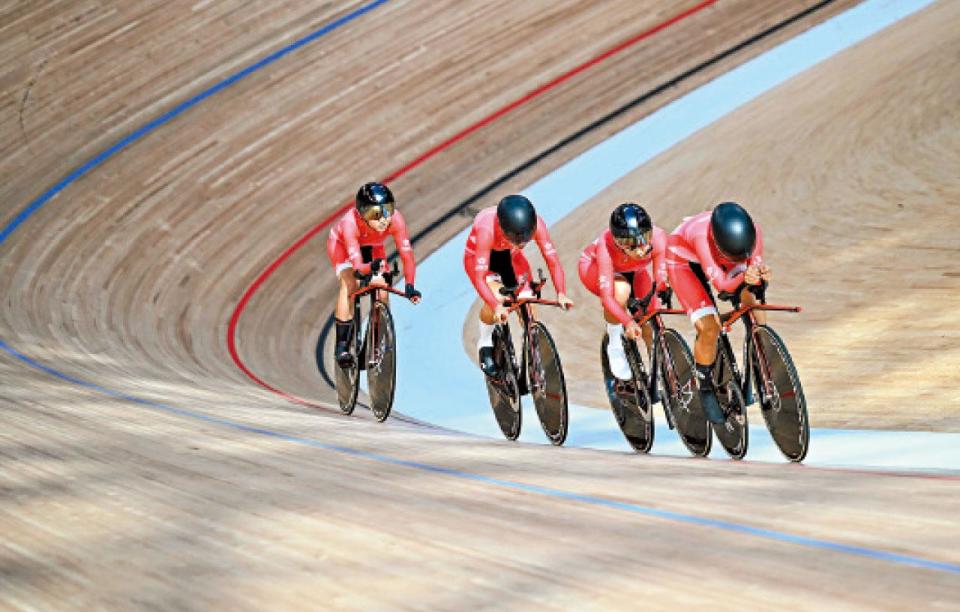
[614,230,653,253]
[361,204,394,223]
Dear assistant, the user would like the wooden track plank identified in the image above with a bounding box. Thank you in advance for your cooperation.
[2,0,957,607]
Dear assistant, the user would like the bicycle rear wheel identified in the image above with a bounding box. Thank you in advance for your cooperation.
[752,325,809,462]
[601,333,654,453]
[527,322,567,446]
[366,301,397,422]
[657,329,711,457]
[334,321,361,415]
[485,326,521,440]
[712,348,748,460]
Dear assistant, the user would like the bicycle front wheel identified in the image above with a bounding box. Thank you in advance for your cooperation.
[601,333,654,453]
[752,325,809,462]
[528,322,568,446]
[366,301,397,422]
[658,329,711,457]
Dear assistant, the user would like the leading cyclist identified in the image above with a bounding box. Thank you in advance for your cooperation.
[666,202,770,424]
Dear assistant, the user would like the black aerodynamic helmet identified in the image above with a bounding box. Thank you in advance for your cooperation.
[709,201,756,262]
[610,203,653,250]
[356,182,395,221]
[496,194,537,245]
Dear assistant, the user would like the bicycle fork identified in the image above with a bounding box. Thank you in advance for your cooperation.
[647,322,663,404]
[744,320,784,409]
[519,307,542,397]
[369,319,389,373]
[739,315,757,406]
[363,297,388,372]
[747,329,781,412]
[653,330,682,430]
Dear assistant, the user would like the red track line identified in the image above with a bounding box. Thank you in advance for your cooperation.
[381,0,718,183]
[226,0,718,407]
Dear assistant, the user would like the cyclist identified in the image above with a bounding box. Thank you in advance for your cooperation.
[464,194,574,376]
[327,182,421,367]
[666,201,770,424]
[578,203,670,380]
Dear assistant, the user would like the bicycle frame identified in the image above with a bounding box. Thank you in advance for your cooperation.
[719,290,801,406]
[633,305,688,427]
[349,265,409,370]
[501,271,563,398]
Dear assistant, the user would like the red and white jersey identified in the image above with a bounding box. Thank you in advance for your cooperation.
[579,227,668,326]
[327,208,415,283]
[666,211,764,293]
[464,206,566,308]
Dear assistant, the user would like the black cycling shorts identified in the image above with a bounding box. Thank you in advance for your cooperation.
[488,249,518,289]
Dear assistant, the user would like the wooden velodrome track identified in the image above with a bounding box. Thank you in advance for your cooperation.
[1,0,958,608]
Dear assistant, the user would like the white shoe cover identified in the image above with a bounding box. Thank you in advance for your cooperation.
[607,341,633,380]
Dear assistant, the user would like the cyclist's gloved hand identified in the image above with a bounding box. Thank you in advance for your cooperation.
[744,264,762,286]
[404,283,422,303]
[624,321,643,340]
[657,287,674,309]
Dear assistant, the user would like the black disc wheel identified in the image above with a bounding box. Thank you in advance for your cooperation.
[366,302,397,423]
[485,326,521,440]
[712,349,749,460]
[601,333,654,453]
[527,322,568,446]
[752,325,809,462]
[333,322,361,416]
[657,329,712,457]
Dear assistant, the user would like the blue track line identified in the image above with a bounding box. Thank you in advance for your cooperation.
[0,0,391,247]
[1,339,958,575]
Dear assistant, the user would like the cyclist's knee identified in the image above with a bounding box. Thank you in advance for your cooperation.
[613,277,631,305]
[339,268,358,290]
[480,303,496,325]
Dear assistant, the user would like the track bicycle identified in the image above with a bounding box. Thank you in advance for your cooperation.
[334,259,414,421]
[484,269,568,445]
[601,286,712,456]
[714,281,808,461]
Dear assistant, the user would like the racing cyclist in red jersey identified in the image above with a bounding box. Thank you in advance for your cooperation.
[327,182,421,367]
[666,201,771,424]
[464,194,574,376]
[578,203,671,380]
